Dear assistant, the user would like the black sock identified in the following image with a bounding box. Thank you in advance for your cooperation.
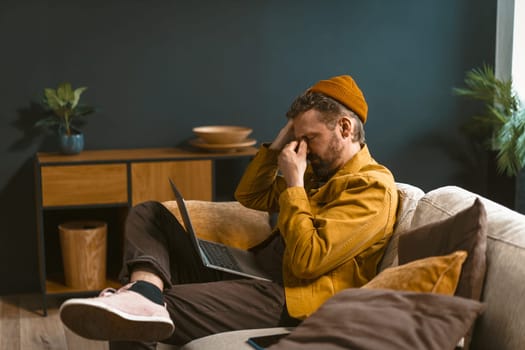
[129,280,164,305]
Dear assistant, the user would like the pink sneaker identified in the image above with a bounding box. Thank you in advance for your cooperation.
[59,282,175,341]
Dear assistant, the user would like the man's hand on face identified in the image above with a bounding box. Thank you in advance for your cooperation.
[278,139,308,188]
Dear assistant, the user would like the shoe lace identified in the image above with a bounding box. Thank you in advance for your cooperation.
[98,282,135,297]
[99,287,117,297]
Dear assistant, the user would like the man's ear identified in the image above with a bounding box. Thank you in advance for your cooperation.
[339,117,353,138]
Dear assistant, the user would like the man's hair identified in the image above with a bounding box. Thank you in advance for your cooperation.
[286,92,365,144]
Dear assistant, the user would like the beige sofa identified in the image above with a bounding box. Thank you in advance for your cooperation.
[158,183,525,350]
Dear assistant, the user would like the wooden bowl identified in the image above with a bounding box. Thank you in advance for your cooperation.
[193,125,253,144]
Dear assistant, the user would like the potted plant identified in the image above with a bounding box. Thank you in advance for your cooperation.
[454,64,525,211]
[35,82,95,154]
[454,64,525,176]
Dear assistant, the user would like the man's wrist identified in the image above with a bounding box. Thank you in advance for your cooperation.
[285,176,304,188]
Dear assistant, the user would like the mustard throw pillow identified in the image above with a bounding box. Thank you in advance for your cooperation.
[362,250,467,295]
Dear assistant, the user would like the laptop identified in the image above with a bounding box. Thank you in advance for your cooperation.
[169,178,273,282]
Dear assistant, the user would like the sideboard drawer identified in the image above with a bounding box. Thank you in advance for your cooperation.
[41,164,128,207]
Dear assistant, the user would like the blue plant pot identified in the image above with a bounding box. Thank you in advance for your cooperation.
[59,131,84,155]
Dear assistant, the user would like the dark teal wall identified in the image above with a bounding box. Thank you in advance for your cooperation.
[0,0,496,294]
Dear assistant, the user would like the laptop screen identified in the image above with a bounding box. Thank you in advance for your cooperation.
[168,178,208,261]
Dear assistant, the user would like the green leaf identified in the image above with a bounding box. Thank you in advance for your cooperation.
[454,64,499,103]
[35,117,61,128]
[43,88,64,109]
[57,82,74,103]
[73,104,95,117]
[487,105,509,124]
[72,87,87,109]
[494,109,525,176]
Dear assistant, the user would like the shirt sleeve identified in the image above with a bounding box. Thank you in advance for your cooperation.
[234,144,288,212]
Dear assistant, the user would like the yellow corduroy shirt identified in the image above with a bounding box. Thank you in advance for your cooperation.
[234,144,398,319]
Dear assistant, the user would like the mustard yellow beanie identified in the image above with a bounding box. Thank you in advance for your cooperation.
[308,75,368,123]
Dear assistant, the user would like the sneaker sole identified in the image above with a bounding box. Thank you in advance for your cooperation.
[59,299,175,341]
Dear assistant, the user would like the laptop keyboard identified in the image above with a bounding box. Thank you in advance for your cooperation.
[199,240,241,270]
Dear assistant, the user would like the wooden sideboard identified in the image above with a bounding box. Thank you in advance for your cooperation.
[34,147,257,315]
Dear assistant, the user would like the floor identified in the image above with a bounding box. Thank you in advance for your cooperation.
[0,293,182,350]
[0,293,108,350]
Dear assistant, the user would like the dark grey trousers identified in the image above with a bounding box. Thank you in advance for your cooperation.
[110,201,298,349]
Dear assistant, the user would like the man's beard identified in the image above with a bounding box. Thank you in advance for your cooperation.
[308,136,344,180]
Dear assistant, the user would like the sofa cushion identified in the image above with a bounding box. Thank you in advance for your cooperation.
[399,198,487,301]
[363,250,467,294]
[177,327,293,350]
[162,200,272,249]
[267,288,485,350]
[379,182,425,270]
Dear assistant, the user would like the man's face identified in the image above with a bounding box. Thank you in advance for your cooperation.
[293,109,345,179]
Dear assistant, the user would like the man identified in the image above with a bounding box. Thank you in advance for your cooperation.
[60,75,398,349]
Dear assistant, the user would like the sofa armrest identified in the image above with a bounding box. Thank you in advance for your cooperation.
[162,200,273,249]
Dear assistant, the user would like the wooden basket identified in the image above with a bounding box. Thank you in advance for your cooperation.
[58,221,107,290]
